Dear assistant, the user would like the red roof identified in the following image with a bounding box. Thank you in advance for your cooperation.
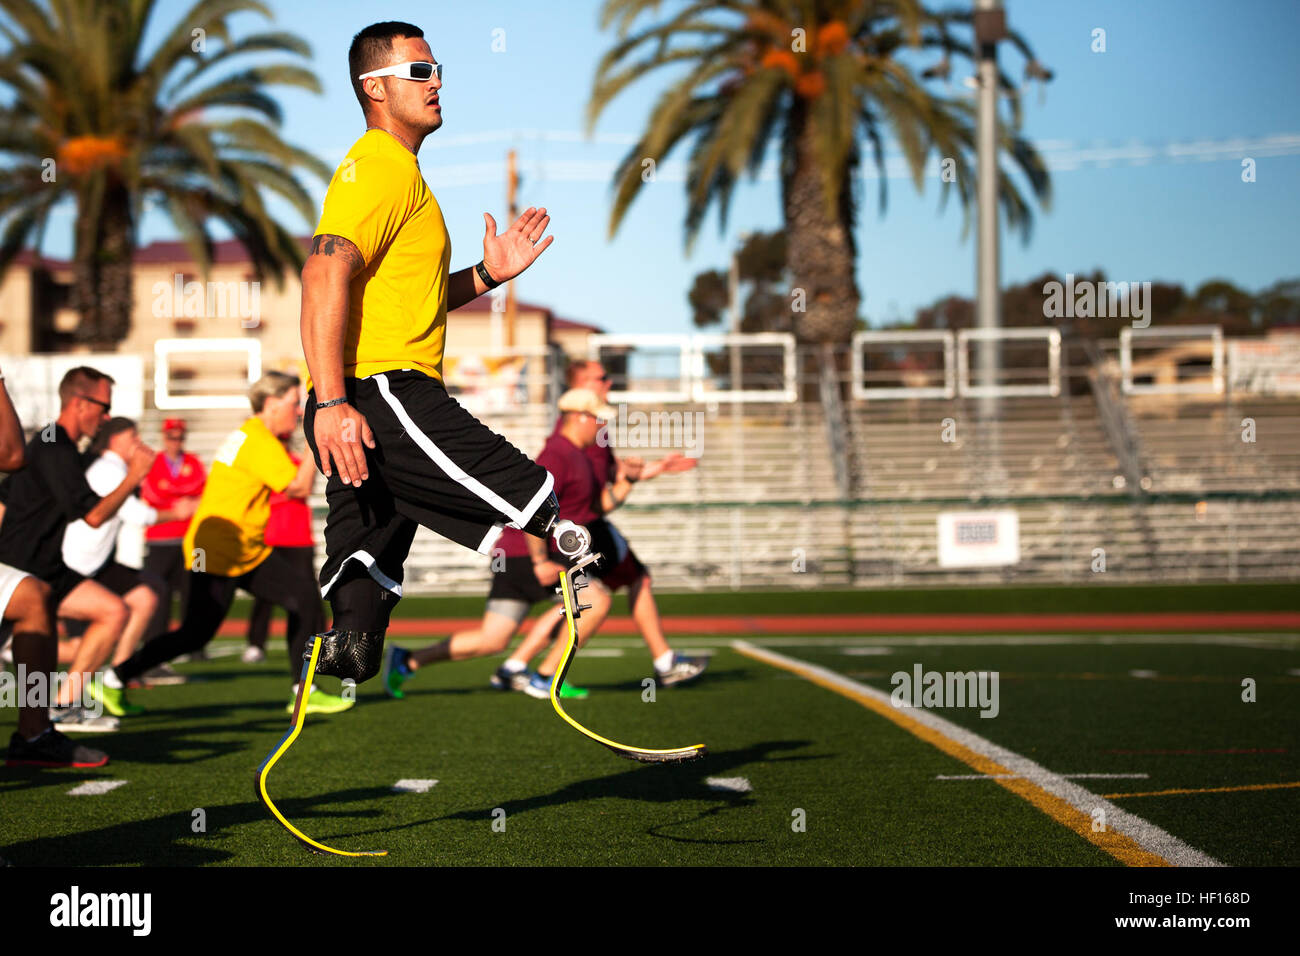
[8,236,604,333]
[131,236,312,264]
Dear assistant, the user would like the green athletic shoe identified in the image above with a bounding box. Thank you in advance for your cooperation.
[288,685,355,715]
[382,646,414,699]
[525,672,589,700]
[87,680,144,717]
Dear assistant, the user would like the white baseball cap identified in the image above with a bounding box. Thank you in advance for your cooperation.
[557,387,616,420]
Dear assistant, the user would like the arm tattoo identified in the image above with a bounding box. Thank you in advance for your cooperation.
[310,234,366,276]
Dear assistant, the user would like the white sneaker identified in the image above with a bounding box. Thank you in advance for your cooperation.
[655,653,709,687]
[241,645,266,664]
[140,663,187,686]
[49,706,120,733]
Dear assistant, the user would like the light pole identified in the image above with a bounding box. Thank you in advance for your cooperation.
[974,0,1004,421]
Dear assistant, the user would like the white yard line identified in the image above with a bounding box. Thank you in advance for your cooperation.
[734,640,1223,868]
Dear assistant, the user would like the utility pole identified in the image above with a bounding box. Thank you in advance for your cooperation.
[974,0,1004,420]
[505,148,518,349]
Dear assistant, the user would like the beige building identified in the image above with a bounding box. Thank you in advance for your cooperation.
[1,238,602,403]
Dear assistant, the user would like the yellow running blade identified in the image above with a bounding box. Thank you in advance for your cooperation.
[550,568,707,764]
[254,637,388,857]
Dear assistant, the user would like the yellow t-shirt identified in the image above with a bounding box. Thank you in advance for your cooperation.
[184,418,298,577]
[312,128,451,385]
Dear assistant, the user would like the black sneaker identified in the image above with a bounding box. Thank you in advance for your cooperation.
[6,729,110,768]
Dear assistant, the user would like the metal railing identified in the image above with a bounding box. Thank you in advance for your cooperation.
[8,333,1299,593]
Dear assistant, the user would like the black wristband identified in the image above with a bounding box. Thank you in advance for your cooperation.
[316,397,349,409]
[476,260,501,289]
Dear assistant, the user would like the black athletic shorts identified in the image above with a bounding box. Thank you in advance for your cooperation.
[48,566,85,608]
[487,556,560,607]
[304,371,554,600]
[91,559,144,597]
[588,519,648,590]
[61,560,142,639]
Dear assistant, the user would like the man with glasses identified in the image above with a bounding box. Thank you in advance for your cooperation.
[1,367,107,767]
[0,367,155,734]
[297,21,567,685]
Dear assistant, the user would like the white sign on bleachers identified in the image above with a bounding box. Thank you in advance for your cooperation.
[1228,338,1300,395]
[937,510,1020,568]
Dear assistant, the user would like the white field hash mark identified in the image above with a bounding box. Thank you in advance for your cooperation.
[706,777,752,793]
[67,780,127,796]
[732,640,1222,867]
[392,779,438,793]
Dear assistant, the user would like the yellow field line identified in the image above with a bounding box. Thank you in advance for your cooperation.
[1105,781,1300,800]
[733,642,1177,867]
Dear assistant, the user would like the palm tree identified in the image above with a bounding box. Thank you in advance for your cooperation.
[0,0,330,345]
[588,0,1052,344]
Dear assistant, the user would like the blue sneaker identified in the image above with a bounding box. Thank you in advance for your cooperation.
[524,671,589,700]
[490,664,532,692]
[382,645,414,699]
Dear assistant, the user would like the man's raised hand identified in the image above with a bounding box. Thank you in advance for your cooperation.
[482,206,553,283]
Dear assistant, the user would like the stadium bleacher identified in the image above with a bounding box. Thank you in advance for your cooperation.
[13,328,1299,594]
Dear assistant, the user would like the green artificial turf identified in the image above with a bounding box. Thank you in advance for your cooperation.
[4,626,1293,866]
[215,580,1300,623]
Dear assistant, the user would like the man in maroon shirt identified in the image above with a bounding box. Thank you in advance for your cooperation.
[514,360,706,688]
[381,388,624,699]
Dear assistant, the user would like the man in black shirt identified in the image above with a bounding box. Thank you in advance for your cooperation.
[0,369,111,766]
[0,367,153,737]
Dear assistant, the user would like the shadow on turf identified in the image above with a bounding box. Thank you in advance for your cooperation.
[431,739,817,838]
[564,666,749,695]
[0,786,396,866]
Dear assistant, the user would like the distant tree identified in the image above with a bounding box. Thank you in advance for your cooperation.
[588,0,1051,344]
[0,0,329,346]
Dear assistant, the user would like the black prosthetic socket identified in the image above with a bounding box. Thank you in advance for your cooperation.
[311,629,385,683]
[519,491,560,538]
[314,569,399,682]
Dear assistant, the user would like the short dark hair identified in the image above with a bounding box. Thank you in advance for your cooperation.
[89,417,137,458]
[565,360,599,388]
[349,21,424,111]
[58,366,115,407]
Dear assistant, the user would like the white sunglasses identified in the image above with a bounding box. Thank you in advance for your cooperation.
[358,60,442,82]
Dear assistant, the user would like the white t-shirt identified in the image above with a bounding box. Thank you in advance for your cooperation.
[62,450,157,576]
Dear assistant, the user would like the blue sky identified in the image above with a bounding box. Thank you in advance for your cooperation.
[37,0,1300,332]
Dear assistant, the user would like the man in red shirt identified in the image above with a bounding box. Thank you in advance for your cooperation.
[244,439,319,663]
[139,418,205,652]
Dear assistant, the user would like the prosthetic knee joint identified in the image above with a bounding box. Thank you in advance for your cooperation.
[519,491,593,560]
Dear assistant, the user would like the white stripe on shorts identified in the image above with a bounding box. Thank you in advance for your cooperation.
[477,523,505,555]
[319,549,403,598]
[374,373,555,529]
